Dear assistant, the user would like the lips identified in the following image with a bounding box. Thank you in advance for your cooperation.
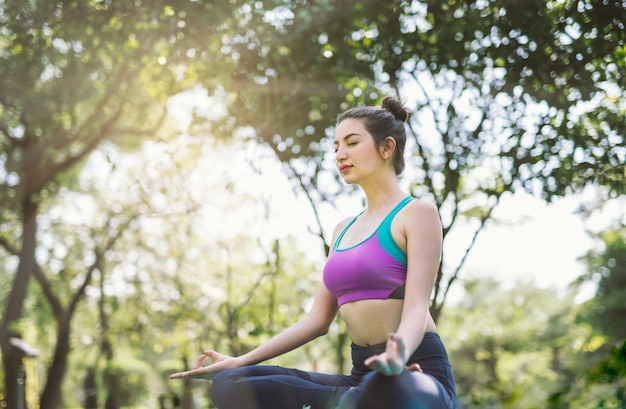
[339,164,352,173]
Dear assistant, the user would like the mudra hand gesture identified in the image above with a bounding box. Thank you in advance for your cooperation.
[364,334,422,376]
[170,350,237,380]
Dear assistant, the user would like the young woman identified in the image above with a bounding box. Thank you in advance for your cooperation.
[171,97,458,409]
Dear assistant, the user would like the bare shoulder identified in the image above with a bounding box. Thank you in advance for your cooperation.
[398,199,442,234]
[333,216,352,235]
[403,198,440,221]
[329,217,353,251]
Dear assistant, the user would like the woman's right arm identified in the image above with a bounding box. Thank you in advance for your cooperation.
[170,284,338,380]
[170,219,349,380]
[235,218,350,366]
[235,283,339,366]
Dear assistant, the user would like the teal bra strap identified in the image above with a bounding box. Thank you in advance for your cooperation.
[378,197,413,266]
[334,211,363,250]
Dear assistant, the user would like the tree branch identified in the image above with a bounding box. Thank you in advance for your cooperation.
[0,235,19,256]
[284,161,330,255]
[439,192,504,310]
[32,262,64,317]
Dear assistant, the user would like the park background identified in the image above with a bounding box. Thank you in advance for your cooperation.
[1,0,624,408]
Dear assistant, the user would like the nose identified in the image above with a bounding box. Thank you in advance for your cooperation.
[335,144,347,161]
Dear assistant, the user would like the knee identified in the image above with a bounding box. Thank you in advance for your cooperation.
[353,373,398,409]
[354,371,441,409]
[210,368,244,408]
[337,387,359,409]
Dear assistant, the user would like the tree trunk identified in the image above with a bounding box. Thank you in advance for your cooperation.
[0,198,38,409]
[0,341,22,409]
[83,367,98,409]
[39,316,72,409]
[181,377,193,409]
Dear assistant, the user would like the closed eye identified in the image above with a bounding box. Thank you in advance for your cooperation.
[334,134,360,152]
[334,142,356,153]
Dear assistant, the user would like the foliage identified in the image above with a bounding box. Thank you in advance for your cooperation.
[202,0,626,321]
[558,226,626,408]
[422,0,626,197]
[577,227,626,340]
[20,136,325,407]
[1,1,624,408]
[0,0,237,210]
[441,278,585,409]
[0,0,243,406]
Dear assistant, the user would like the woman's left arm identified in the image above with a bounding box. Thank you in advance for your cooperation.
[365,200,442,374]
[395,199,442,357]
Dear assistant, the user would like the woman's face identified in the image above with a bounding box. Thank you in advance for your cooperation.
[334,118,385,184]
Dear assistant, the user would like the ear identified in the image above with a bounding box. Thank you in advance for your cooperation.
[379,136,396,160]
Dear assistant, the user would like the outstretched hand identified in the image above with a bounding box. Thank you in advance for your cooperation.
[364,334,422,376]
[170,350,237,381]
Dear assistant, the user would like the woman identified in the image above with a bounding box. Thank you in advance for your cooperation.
[170,97,458,409]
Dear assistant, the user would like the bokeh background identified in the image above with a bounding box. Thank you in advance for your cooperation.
[1,1,624,408]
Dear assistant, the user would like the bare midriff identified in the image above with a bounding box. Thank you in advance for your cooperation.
[340,299,438,346]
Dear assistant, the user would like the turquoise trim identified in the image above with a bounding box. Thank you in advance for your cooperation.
[378,197,413,266]
[334,211,364,250]
[335,197,413,260]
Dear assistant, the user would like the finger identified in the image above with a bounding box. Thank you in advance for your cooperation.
[170,369,196,379]
[185,370,217,380]
[171,366,214,380]
[194,353,207,369]
[387,334,407,361]
[390,334,406,362]
[384,336,405,375]
[193,350,222,369]
[364,354,382,367]
[203,350,225,363]
[369,361,389,375]
[386,357,404,375]
[386,338,399,361]
[405,363,423,372]
[366,355,395,376]
[364,355,382,369]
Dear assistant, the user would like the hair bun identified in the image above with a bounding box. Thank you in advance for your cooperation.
[381,96,409,123]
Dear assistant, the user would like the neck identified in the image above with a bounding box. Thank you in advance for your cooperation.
[359,173,406,213]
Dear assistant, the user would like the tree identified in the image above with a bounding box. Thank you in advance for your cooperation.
[441,278,585,409]
[52,137,325,408]
[0,1,240,407]
[563,227,626,408]
[2,0,624,406]
[577,227,626,340]
[214,0,625,321]
[381,0,626,319]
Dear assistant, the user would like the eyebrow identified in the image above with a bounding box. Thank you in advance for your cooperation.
[333,133,360,146]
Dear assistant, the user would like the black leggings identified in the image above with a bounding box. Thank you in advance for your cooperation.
[211,333,457,409]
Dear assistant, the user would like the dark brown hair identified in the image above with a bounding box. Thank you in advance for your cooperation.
[336,96,409,175]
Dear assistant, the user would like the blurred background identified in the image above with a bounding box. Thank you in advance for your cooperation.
[0,0,624,408]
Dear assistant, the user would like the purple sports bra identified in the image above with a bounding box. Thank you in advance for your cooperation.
[323,197,413,306]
